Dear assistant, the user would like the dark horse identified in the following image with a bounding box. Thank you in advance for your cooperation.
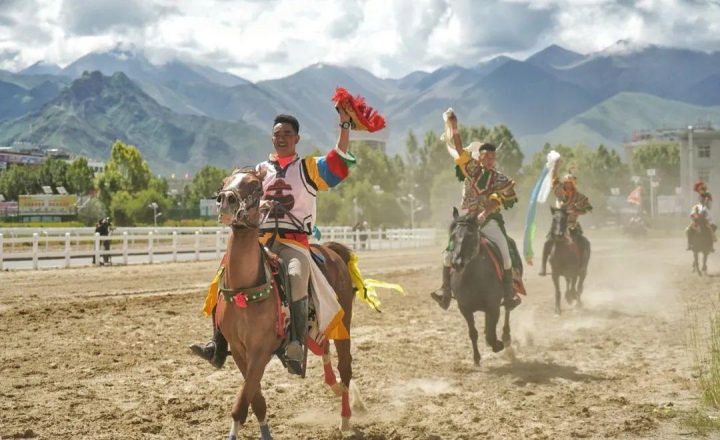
[548,207,590,315]
[448,208,512,365]
[689,214,714,276]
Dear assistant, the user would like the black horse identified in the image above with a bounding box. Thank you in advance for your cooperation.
[447,208,512,365]
[548,207,590,315]
[689,215,714,276]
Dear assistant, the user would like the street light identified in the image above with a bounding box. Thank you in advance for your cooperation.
[148,202,162,227]
[646,169,657,218]
[400,194,423,229]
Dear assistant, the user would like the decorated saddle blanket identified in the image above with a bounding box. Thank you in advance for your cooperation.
[479,233,527,296]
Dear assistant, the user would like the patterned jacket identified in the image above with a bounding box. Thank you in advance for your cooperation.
[553,178,592,226]
[454,151,517,217]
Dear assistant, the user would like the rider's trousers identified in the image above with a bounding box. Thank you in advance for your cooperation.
[270,241,311,302]
[443,219,512,270]
[481,219,512,270]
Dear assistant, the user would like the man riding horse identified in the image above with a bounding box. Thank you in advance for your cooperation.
[430,109,522,312]
[687,180,717,251]
[191,109,356,373]
[539,168,592,276]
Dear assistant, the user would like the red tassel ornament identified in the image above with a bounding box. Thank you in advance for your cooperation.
[332,87,386,132]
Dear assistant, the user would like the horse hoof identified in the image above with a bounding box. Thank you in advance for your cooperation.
[491,341,504,353]
[228,435,237,440]
[473,355,481,366]
[340,417,351,432]
[260,424,273,440]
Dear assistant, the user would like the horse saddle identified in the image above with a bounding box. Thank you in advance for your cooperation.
[478,233,527,296]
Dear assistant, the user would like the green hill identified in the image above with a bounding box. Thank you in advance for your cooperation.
[0,71,268,174]
[519,92,720,154]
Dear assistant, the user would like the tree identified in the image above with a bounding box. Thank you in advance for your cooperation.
[188,165,228,208]
[631,142,680,194]
[38,158,69,190]
[0,165,40,200]
[96,140,152,208]
[66,157,95,195]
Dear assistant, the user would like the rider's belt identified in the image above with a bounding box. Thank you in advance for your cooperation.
[260,229,310,247]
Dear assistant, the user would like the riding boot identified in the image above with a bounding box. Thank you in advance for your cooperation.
[189,308,228,369]
[286,298,308,375]
[502,269,521,311]
[430,266,452,310]
[686,228,692,251]
[539,240,553,276]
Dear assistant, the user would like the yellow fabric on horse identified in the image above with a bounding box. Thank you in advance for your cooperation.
[203,265,224,317]
[347,253,405,312]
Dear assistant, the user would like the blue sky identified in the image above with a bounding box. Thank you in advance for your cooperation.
[1,0,719,81]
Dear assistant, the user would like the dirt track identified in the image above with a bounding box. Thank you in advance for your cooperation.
[0,236,714,439]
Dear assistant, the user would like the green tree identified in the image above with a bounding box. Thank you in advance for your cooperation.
[631,142,680,194]
[38,158,69,190]
[96,140,152,208]
[0,165,40,200]
[66,157,95,195]
[188,165,228,208]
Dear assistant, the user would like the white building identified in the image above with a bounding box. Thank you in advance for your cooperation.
[679,125,720,217]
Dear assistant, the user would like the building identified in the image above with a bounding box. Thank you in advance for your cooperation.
[678,124,720,216]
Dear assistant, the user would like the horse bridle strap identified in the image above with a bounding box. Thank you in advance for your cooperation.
[220,257,274,306]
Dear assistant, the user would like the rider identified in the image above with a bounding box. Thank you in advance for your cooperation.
[539,168,593,276]
[430,109,521,311]
[687,181,717,250]
[190,110,355,372]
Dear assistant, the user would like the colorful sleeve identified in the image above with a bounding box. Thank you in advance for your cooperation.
[489,172,518,210]
[454,150,473,182]
[304,148,356,191]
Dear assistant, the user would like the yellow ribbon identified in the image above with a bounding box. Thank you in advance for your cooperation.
[203,266,224,317]
[348,254,405,313]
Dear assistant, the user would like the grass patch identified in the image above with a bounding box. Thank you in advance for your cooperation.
[681,409,720,436]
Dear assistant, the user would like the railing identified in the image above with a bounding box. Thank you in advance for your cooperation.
[0,227,437,270]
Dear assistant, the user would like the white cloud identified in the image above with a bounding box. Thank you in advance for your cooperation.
[0,0,719,80]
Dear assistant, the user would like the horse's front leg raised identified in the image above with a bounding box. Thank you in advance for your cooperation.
[460,307,482,365]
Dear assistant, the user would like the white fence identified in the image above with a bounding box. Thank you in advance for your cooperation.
[0,227,437,270]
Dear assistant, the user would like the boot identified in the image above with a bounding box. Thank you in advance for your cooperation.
[189,310,228,369]
[430,266,452,310]
[539,240,553,276]
[286,298,308,375]
[502,269,521,311]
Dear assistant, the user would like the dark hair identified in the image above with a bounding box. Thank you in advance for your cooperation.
[479,143,496,152]
[273,114,299,134]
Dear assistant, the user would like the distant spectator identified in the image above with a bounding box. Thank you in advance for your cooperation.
[93,217,112,265]
[353,220,369,250]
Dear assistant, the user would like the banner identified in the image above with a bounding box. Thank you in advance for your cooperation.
[19,194,77,216]
[627,186,642,205]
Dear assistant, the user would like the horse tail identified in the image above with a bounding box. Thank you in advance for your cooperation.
[323,241,353,265]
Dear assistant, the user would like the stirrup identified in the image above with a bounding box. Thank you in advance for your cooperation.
[503,295,521,311]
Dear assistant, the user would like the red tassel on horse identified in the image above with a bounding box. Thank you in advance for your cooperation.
[332,87,386,133]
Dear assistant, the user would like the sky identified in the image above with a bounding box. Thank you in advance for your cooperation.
[1,0,719,81]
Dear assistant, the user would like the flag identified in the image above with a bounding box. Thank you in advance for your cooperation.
[627,186,642,205]
[523,150,561,265]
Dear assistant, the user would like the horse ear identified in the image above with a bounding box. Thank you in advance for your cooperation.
[452,207,459,219]
[256,165,268,182]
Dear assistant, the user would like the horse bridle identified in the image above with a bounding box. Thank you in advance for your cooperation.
[218,174,266,229]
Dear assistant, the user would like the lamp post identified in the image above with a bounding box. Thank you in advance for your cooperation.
[148,202,162,227]
[646,169,656,218]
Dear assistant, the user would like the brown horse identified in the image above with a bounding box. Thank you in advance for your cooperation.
[214,169,358,439]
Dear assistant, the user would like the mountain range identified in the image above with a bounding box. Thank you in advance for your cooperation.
[2,40,720,173]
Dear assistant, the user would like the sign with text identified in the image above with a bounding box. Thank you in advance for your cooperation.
[19,194,77,216]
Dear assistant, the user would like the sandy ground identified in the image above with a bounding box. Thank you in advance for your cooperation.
[0,236,715,439]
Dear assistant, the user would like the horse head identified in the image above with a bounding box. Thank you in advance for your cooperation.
[217,167,267,228]
[449,208,479,271]
[550,206,568,240]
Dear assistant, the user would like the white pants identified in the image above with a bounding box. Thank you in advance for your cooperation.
[481,219,512,270]
[443,219,512,270]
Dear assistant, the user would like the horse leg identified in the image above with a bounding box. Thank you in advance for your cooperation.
[460,307,482,365]
[704,252,709,274]
[322,342,340,392]
[552,273,562,316]
[693,251,699,274]
[333,338,353,431]
[229,353,271,440]
[576,272,586,308]
[501,307,511,346]
[484,307,504,353]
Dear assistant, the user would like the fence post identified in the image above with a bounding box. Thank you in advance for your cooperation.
[33,233,39,270]
[94,232,100,266]
[195,230,200,261]
[215,231,221,258]
[43,230,49,251]
[64,232,71,268]
[148,231,154,264]
[122,232,128,265]
[0,233,4,271]
[172,231,178,263]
